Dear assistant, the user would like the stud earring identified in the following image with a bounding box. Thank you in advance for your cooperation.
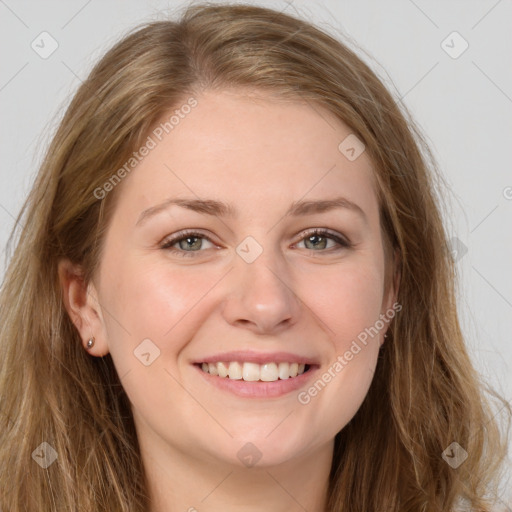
[86,337,95,349]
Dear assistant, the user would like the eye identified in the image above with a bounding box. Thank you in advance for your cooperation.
[295,228,351,252]
[160,230,216,257]
[160,228,351,258]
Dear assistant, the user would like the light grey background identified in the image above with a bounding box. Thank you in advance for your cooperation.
[1,0,510,505]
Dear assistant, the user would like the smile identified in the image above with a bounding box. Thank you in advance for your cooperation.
[199,361,310,382]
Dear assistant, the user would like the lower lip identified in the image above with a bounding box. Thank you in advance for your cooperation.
[193,364,319,398]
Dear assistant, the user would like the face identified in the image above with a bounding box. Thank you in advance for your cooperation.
[80,89,397,469]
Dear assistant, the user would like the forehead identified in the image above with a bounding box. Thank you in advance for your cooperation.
[112,89,379,224]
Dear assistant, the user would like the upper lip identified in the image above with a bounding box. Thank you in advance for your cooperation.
[193,350,319,365]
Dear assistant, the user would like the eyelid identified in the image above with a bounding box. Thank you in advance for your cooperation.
[295,228,351,248]
[160,227,351,256]
[160,229,217,250]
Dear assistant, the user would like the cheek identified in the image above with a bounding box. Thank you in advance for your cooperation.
[295,258,385,434]
[303,257,385,346]
[309,346,379,442]
[106,264,182,327]
[97,258,222,420]
[99,254,225,362]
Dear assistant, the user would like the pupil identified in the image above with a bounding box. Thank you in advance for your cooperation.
[308,235,326,250]
[181,237,201,250]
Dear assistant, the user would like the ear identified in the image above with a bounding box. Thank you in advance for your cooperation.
[390,247,401,305]
[380,247,401,345]
[58,258,110,357]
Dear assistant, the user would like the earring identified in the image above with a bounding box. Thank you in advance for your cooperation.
[384,333,388,338]
[86,337,95,349]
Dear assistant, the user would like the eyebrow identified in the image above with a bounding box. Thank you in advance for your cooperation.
[136,196,367,226]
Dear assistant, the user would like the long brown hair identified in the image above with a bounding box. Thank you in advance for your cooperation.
[0,3,509,510]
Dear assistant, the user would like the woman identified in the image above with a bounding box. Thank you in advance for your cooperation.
[0,3,509,511]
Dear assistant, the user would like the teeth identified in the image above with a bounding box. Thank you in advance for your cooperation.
[242,362,260,382]
[200,361,308,381]
[278,362,290,380]
[217,361,229,378]
[228,361,242,380]
[260,363,278,382]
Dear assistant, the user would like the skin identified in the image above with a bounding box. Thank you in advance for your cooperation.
[60,88,399,512]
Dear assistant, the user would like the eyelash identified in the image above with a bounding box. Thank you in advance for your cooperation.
[160,228,352,258]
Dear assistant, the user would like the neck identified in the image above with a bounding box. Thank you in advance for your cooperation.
[141,434,334,512]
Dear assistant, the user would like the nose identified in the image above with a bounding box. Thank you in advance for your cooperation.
[221,246,302,335]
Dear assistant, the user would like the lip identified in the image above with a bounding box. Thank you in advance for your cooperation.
[192,355,320,398]
[192,350,319,366]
